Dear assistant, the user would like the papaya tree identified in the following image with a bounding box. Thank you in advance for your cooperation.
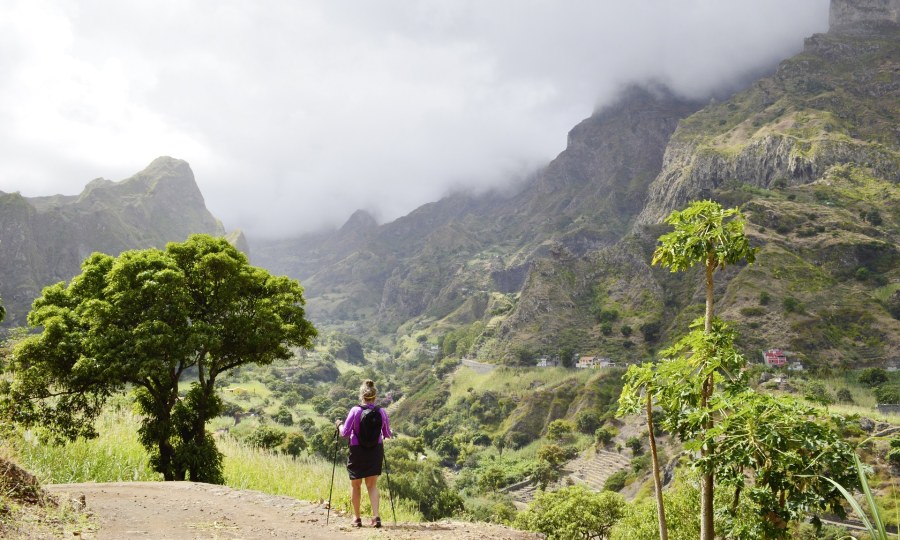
[650,200,756,540]
[1,234,316,482]
[618,363,668,540]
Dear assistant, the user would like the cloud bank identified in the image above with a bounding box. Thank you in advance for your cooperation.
[0,0,830,238]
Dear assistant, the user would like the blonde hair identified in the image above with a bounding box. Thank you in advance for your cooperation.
[359,379,377,403]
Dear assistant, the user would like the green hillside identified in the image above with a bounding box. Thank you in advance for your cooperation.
[254,10,899,369]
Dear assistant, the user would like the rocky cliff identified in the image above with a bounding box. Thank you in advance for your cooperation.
[0,157,228,326]
[252,1,899,368]
[637,9,899,225]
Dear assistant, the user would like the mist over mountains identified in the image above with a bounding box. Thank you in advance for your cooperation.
[253,0,900,367]
[0,1,831,238]
[1,0,897,371]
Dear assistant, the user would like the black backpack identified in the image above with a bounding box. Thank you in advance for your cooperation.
[358,406,383,448]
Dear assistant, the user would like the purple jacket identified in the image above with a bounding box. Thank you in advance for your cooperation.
[339,404,392,446]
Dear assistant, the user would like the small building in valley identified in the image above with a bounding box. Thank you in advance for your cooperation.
[576,356,616,369]
[536,357,558,368]
[763,348,788,367]
[576,356,600,369]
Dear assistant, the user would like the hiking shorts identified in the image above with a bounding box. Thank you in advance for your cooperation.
[347,443,384,480]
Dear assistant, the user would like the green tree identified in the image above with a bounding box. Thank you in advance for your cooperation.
[611,474,700,540]
[273,406,294,426]
[594,426,616,446]
[515,485,625,540]
[575,410,603,435]
[384,438,462,520]
[618,363,668,540]
[282,432,308,457]
[858,367,888,387]
[650,200,756,540]
[546,419,574,442]
[1,235,316,483]
[712,392,857,538]
[245,425,286,451]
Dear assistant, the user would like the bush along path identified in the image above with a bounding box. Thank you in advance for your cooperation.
[46,481,542,540]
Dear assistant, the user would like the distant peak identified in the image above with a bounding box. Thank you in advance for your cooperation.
[140,156,193,178]
[340,209,379,233]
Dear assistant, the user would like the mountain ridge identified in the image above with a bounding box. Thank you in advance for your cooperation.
[0,157,238,327]
[252,1,899,367]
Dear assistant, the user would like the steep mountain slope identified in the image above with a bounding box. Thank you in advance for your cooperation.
[253,88,701,341]
[258,0,900,367]
[0,157,239,326]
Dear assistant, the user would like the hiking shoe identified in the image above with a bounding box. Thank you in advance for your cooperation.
[352,517,362,528]
[371,517,382,528]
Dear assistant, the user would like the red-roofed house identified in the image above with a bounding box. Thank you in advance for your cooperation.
[763,348,788,367]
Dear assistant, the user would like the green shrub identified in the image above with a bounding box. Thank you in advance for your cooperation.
[281,432,307,457]
[515,485,625,540]
[759,291,771,306]
[272,406,293,426]
[858,367,888,387]
[874,384,900,404]
[547,419,574,442]
[595,426,617,446]
[603,470,627,492]
[836,388,853,403]
[782,297,802,313]
[640,321,662,343]
[804,381,834,406]
[575,410,603,435]
[740,306,766,317]
[626,436,644,456]
[244,425,286,451]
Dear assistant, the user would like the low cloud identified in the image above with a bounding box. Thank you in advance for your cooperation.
[0,0,829,238]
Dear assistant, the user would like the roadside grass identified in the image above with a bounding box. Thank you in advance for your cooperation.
[8,405,422,522]
[219,436,422,521]
[12,406,160,484]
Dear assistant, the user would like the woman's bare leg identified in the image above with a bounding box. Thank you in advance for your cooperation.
[364,475,380,518]
[350,478,363,519]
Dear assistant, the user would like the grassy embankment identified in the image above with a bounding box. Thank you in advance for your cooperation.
[8,403,421,522]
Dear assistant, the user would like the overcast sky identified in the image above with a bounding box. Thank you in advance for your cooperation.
[0,0,829,239]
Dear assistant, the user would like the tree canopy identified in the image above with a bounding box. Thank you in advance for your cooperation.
[1,234,316,482]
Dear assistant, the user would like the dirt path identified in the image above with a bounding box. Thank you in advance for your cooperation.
[460,359,498,374]
[47,482,541,540]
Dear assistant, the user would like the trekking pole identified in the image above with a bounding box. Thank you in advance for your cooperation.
[326,428,340,525]
[382,448,397,526]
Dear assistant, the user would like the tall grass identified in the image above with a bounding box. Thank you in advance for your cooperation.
[220,436,422,521]
[7,406,422,521]
[12,406,160,484]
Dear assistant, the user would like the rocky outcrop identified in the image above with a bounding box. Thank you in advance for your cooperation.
[830,0,900,33]
[638,20,900,225]
[0,157,227,326]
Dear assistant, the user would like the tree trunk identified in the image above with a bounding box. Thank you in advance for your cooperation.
[647,393,669,540]
[700,256,716,540]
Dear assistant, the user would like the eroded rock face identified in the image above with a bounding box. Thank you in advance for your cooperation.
[830,0,900,33]
[637,17,900,226]
[0,157,226,326]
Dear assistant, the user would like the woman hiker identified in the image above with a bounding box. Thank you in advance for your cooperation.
[336,379,392,528]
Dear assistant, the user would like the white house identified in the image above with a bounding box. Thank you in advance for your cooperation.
[576,356,615,369]
[576,356,600,369]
